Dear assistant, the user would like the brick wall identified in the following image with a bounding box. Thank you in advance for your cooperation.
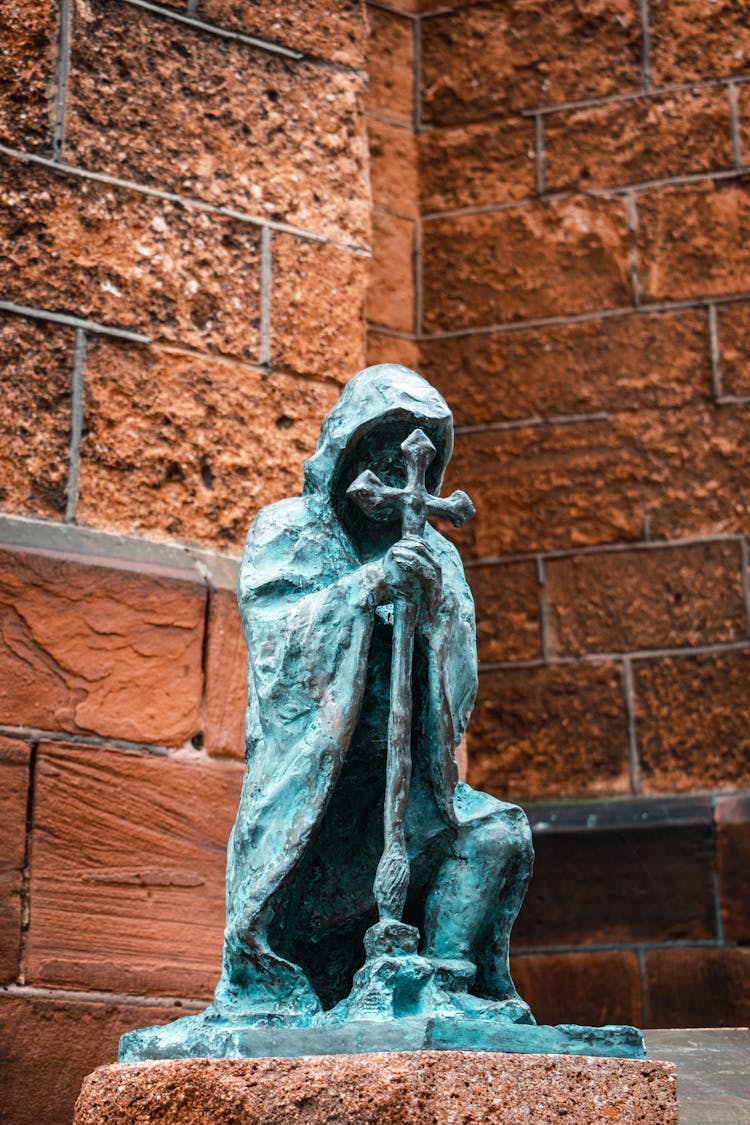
[2,1,750,1121]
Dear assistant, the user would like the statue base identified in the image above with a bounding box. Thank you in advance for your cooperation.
[76,1051,678,1124]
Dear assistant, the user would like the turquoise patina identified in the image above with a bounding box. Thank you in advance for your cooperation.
[120,365,645,1061]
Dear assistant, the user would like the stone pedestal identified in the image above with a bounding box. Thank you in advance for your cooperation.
[75,1050,678,1124]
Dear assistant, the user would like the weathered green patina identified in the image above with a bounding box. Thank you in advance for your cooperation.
[120,365,645,1061]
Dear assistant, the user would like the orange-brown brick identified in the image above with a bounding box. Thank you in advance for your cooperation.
[466,561,541,664]
[203,583,246,761]
[421,1,642,125]
[715,794,750,944]
[0,546,205,745]
[0,737,30,983]
[198,0,367,69]
[366,210,415,333]
[420,309,711,428]
[368,118,418,217]
[418,118,535,213]
[545,541,746,657]
[76,337,337,551]
[645,947,750,1028]
[0,0,56,152]
[638,182,750,304]
[717,301,750,398]
[0,314,74,520]
[366,330,420,370]
[271,233,368,381]
[634,650,750,792]
[66,0,369,245]
[544,88,733,192]
[650,0,750,85]
[366,5,413,124]
[422,197,631,332]
[1,992,194,1125]
[26,742,243,997]
[0,156,262,357]
[467,662,630,800]
[510,951,642,1028]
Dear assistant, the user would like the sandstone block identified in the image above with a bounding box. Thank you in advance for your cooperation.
[26,741,243,996]
[467,662,630,800]
[545,541,746,656]
[638,182,750,303]
[198,0,367,68]
[716,300,750,398]
[418,117,535,213]
[510,950,642,1028]
[74,1052,678,1125]
[466,560,541,664]
[0,736,30,982]
[366,5,413,124]
[271,232,368,381]
[76,337,337,551]
[66,0,368,245]
[544,88,733,192]
[0,313,74,520]
[203,584,246,760]
[366,329,420,370]
[0,992,192,1125]
[366,209,415,332]
[368,117,418,216]
[423,197,631,332]
[420,309,711,428]
[0,0,57,152]
[421,2,642,125]
[650,0,750,85]
[716,794,750,943]
[0,544,205,744]
[645,946,750,1028]
[634,650,750,791]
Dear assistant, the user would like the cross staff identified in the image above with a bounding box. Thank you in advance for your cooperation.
[347,428,475,924]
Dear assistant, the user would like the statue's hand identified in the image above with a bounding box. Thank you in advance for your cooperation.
[382,537,443,614]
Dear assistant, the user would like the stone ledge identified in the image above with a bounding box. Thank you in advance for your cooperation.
[74,1050,678,1124]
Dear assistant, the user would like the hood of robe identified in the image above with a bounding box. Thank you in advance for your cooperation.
[302,364,454,503]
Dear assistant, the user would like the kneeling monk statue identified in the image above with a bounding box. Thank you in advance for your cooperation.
[120,365,644,1060]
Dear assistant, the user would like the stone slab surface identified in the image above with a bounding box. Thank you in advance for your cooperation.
[74,1050,677,1124]
[646,1028,750,1125]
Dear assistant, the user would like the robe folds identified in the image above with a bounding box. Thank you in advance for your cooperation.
[214,366,486,1016]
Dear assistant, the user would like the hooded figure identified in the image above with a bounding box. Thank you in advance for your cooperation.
[213,364,534,1024]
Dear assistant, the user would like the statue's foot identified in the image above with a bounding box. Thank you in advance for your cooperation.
[446,991,536,1025]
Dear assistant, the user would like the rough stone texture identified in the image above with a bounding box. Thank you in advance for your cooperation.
[0,313,74,519]
[421,1,643,125]
[467,663,630,800]
[366,329,420,370]
[638,182,750,303]
[368,118,418,216]
[271,232,368,381]
[423,198,631,332]
[0,156,262,357]
[517,821,717,947]
[0,992,192,1125]
[650,0,750,84]
[717,300,750,398]
[0,545,205,744]
[420,309,712,428]
[66,0,369,246]
[0,736,30,983]
[634,650,750,791]
[446,406,750,559]
[510,950,642,1028]
[366,5,413,125]
[203,585,246,760]
[76,338,337,550]
[466,561,541,664]
[0,0,57,152]
[715,793,750,943]
[26,741,243,996]
[544,88,733,192]
[646,946,750,1028]
[198,0,367,69]
[545,541,746,656]
[74,1052,678,1125]
[418,118,536,213]
[366,209,415,332]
